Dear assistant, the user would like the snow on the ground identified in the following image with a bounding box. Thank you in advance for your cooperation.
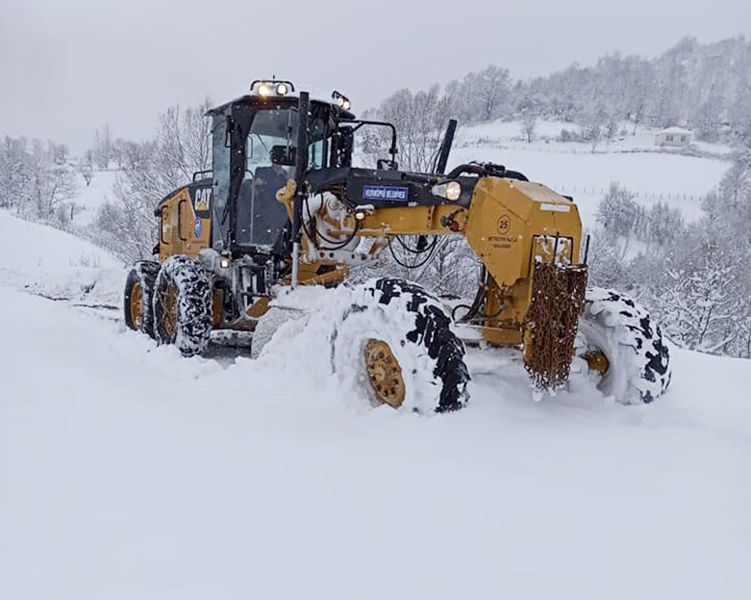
[1,210,750,599]
[458,119,734,157]
[71,169,118,227]
[0,209,123,307]
[447,120,731,227]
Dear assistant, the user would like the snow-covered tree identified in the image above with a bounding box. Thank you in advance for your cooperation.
[92,100,212,263]
[596,183,643,240]
[0,137,77,220]
[445,66,511,125]
[0,136,31,210]
[91,126,113,170]
[651,230,744,353]
[633,153,751,357]
[78,162,94,186]
[521,114,538,143]
[364,86,452,172]
[645,202,684,248]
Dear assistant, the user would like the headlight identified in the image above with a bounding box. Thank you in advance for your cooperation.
[258,83,271,97]
[276,83,289,95]
[431,180,462,201]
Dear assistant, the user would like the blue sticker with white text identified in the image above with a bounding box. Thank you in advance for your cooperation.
[362,186,409,202]
[194,218,203,238]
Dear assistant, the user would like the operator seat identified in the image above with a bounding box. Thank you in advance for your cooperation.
[236,145,294,247]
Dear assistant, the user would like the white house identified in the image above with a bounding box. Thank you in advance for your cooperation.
[654,127,693,147]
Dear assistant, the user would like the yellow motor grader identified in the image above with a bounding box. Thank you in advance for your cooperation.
[124,79,671,412]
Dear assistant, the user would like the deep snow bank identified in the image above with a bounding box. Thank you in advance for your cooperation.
[0,209,125,307]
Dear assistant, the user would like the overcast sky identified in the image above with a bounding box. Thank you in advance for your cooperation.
[1,0,748,153]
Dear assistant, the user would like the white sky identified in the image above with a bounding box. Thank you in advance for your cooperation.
[1,0,749,154]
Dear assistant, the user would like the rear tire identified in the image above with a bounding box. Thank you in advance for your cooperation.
[124,261,159,338]
[577,287,671,404]
[153,255,212,357]
[331,278,470,413]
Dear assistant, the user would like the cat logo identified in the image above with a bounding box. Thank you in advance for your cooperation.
[194,188,211,212]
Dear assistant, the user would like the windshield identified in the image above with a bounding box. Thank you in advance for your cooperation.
[235,108,296,248]
[235,106,330,248]
[246,108,299,174]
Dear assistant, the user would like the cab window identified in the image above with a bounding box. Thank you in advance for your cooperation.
[211,114,230,242]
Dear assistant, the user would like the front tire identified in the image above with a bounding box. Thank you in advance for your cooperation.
[124,261,159,338]
[331,278,470,413]
[577,287,671,404]
[153,255,212,357]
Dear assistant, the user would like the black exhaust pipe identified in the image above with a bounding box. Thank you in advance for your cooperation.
[435,119,457,175]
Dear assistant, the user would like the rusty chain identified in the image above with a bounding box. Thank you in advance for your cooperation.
[523,262,588,391]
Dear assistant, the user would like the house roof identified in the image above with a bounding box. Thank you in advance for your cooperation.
[656,127,693,135]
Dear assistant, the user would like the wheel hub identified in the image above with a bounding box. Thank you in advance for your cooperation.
[130,282,143,329]
[159,284,178,341]
[364,339,405,408]
[584,350,609,375]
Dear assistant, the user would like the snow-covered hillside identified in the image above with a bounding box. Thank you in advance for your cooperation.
[71,169,118,227]
[0,210,122,306]
[1,202,750,599]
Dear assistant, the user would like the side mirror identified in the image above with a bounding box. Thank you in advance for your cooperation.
[270,145,297,167]
[377,159,399,170]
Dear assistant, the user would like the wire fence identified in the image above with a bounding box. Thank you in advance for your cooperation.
[458,140,733,161]
[460,141,610,154]
[550,185,707,203]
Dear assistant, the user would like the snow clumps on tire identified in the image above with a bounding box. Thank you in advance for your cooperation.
[578,287,671,404]
[330,278,470,414]
[153,255,212,357]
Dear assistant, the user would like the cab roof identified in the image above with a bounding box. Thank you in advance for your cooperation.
[205,79,356,120]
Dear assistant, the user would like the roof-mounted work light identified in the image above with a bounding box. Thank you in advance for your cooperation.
[332,90,351,111]
[250,79,296,97]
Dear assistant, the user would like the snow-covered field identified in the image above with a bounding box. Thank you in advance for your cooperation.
[447,120,731,227]
[2,193,751,597]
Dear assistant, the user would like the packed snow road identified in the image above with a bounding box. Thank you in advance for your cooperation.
[1,213,750,599]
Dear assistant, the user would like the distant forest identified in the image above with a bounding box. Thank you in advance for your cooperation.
[363,36,751,170]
